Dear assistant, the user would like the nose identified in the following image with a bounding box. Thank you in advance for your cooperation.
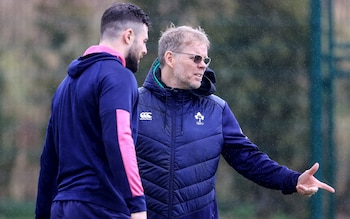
[143,45,148,56]
[198,60,207,69]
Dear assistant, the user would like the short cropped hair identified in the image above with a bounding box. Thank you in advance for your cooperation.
[158,24,210,65]
[100,2,150,40]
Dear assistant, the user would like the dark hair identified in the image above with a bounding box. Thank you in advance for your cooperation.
[100,2,150,36]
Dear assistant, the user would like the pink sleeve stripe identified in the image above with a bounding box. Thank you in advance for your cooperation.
[116,109,144,197]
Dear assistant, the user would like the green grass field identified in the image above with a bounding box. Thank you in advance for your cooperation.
[0,200,34,219]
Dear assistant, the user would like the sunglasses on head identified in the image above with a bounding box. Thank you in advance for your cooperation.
[172,51,211,66]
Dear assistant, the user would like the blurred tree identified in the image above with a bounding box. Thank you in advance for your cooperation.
[0,68,16,199]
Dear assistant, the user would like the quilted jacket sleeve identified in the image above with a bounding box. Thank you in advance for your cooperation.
[221,102,301,194]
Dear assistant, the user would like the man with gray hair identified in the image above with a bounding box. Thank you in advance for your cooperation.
[136,25,335,219]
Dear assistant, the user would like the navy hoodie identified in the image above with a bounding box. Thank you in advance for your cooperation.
[136,59,301,219]
[35,51,145,218]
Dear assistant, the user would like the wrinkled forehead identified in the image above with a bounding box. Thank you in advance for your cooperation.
[182,32,209,47]
[174,36,208,54]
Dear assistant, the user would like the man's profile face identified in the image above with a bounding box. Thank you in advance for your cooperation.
[126,24,148,73]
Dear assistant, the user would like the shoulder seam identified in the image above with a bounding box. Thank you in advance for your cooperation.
[206,94,226,109]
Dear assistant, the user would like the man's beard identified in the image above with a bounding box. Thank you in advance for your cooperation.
[125,53,138,73]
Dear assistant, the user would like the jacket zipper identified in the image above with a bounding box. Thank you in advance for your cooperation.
[168,99,176,218]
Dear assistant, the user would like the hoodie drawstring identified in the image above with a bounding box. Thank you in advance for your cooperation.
[181,96,184,135]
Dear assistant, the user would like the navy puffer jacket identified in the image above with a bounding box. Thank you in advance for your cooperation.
[136,59,301,219]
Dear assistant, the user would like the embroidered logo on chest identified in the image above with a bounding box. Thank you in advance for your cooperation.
[140,112,152,121]
[194,112,204,125]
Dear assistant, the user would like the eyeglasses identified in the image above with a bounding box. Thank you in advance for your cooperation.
[172,51,211,66]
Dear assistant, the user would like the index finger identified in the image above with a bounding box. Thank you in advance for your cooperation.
[318,181,335,193]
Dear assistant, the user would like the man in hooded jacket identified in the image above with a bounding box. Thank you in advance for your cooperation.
[135,25,335,219]
[35,3,150,219]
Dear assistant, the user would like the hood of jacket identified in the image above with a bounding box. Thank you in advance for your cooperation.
[142,58,217,98]
[68,52,123,79]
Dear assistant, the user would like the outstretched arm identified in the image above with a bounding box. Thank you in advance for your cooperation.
[296,162,335,196]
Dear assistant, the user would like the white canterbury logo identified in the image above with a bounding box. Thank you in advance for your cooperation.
[140,112,152,121]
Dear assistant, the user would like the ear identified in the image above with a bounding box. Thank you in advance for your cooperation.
[123,28,135,45]
[164,51,175,68]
